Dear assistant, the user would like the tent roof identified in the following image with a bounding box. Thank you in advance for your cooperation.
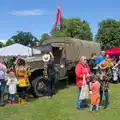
[105,47,120,55]
[0,43,41,56]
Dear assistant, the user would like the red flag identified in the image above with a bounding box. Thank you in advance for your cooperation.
[53,4,63,32]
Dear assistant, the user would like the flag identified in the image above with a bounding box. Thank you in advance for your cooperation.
[53,4,63,32]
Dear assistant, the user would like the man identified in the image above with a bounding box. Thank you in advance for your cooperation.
[47,53,58,98]
[96,51,106,73]
[88,53,97,75]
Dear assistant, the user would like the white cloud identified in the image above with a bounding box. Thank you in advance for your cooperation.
[9,9,44,16]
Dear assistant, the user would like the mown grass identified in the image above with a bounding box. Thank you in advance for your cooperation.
[0,83,119,120]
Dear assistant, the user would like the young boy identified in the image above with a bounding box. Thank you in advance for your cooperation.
[90,75,101,112]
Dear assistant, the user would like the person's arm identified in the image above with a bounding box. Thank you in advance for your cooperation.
[75,64,83,78]
[114,61,120,68]
[90,82,93,90]
[6,79,10,86]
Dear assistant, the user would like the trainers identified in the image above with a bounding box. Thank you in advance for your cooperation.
[77,108,84,110]
[104,107,108,110]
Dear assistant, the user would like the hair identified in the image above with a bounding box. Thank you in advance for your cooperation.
[92,75,100,82]
[91,53,96,57]
[80,56,87,61]
[18,59,25,66]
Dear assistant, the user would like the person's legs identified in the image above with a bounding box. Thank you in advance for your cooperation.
[90,104,93,112]
[82,99,88,107]
[18,87,22,103]
[48,80,52,97]
[96,104,99,111]
[0,85,4,106]
[100,87,103,105]
[9,94,12,104]
[12,94,15,104]
[104,89,109,109]
[77,88,83,110]
[51,78,55,96]
[21,87,27,104]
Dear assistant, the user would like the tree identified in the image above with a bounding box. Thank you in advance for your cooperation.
[0,42,4,48]
[51,18,93,41]
[11,31,39,46]
[5,39,14,46]
[96,19,120,50]
[40,33,50,44]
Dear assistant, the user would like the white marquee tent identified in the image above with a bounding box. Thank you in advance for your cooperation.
[0,43,41,56]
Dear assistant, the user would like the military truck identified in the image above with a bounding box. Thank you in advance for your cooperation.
[27,37,101,97]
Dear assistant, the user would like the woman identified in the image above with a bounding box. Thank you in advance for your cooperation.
[0,57,7,106]
[99,61,112,110]
[16,57,31,104]
[75,56,90,110]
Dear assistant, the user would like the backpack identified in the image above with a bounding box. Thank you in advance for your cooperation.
[0,68,5,80]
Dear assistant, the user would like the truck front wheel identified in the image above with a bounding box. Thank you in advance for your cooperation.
[31,76,47,98]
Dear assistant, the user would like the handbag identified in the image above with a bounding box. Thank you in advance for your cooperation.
[79,75,89,100]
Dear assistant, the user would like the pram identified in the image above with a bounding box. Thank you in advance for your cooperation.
[112,67,119,83]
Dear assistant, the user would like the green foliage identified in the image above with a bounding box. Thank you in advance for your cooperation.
[0,42,4,48]
[51,18,93,41]
[40,33,50,44]
[96,19,120,50]
[11,31,38,46]
[5,39,14,46]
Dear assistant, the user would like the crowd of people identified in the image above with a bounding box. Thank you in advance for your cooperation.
[0,52,57,106]
[0,50,120,112]
[75,51,120,112]
[0,57,31,106]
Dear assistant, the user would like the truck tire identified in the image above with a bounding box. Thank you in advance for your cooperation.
[31,76,47,98]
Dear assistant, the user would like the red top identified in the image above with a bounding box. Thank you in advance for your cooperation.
[75,62,90,88]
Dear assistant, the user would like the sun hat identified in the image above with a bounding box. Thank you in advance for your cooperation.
[99,61,108,70]
[42,54,50,62]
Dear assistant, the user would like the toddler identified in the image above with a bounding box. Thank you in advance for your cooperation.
[6,72,18,104]
[90,75,101,112]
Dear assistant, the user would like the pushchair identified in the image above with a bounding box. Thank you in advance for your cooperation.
[112,67,119,83]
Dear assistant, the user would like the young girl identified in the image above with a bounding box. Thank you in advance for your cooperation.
[6,72,18,104]
[90,75,101,112]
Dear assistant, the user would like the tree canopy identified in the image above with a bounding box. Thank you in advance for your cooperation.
[11,31,39,47]
[0,42,4,48]
[51,18,93,41]
[5,39,14,47]
[40,33,50,44]
[95,19,120,50]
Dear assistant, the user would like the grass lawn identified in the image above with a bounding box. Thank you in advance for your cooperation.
[0,83,120,120]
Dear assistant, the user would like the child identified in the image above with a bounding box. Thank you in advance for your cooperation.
[90,75,101,112]
[6,72,18,104]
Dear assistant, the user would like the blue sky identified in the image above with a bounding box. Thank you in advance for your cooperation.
[0,0,120,40]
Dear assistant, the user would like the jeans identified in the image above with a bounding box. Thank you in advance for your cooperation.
[0,86,4,105]
[19,87,27,99]
[48,78,55,96]
[77,88,88,109]
[10,94,15,101]
[100,88,109,108]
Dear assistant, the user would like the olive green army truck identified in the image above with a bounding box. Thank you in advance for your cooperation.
[27,37,101,97]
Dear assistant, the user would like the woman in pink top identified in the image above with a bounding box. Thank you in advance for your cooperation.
[90,75,100,112]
